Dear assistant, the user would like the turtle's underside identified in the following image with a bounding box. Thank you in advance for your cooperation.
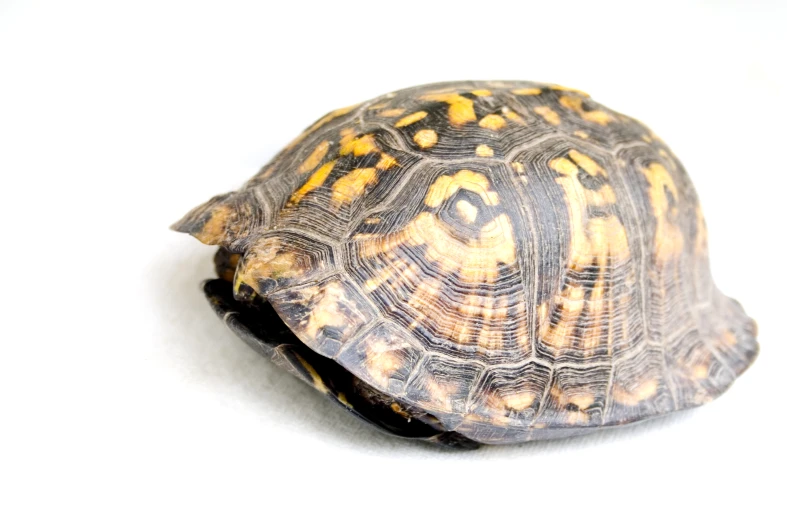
[174,81,758,448]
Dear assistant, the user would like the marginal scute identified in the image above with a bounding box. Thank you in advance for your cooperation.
[234,233,335,297]
[269,276,376,358]
[336,322,425,396]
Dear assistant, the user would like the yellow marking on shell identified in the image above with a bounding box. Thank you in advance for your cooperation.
[559,95,614,126]
[642,134,653,143]
[612,379,659,406]
[234,238,305,294]
[478,114,507,130]
[380,212,514,274]
[475,144,494,157]
[550,157,578,176]
[424,170,500,207]
[413,129,438,148]
[193,204,232,244]
[289,160,337,204]
[472,89,493,97]
[573,130,589,139]
[301,282,354,341]
[364,216,381,225]
[568,149,606,177]
[425,377,460,410]
[502,107,526,124]
[378,107,405,117]
[511,88,542,96]
[293,353,329,393]
[298,140,331,173]
[375,153,398,170]
[340,133,379,156]
[331,168,378,206]
[693,365,709,379]
[394,111,428,127]
[550,388,595,424]
[364,339,406,388]
[286,104,358,150]
[455,199,478,224]
[501,392,536,411]
[534,106,561,126]
[354,167,520,349]
[541,151,631,354]
[549,84,589,97]
[420,93,476,126]
[511,161,525,174]
[641,162,683,262]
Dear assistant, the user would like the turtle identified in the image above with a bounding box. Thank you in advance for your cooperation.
[172,81,758,449]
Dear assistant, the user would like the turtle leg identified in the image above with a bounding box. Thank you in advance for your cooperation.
[203,278,480,450]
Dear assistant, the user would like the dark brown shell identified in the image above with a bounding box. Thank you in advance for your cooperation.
[174,81,758,444]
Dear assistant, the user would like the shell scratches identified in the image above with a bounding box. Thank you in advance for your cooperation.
[173,81,758,445]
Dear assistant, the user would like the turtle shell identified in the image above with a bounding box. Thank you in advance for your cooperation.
[173,81,758,445]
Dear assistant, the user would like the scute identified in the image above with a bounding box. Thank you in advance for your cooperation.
[174,81,758,444]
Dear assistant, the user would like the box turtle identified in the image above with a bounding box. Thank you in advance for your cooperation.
[173,81,758,449]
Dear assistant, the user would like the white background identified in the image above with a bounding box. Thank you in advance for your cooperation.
[1,1,785,518]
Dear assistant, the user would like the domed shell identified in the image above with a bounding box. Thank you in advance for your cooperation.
[174,81,758,444]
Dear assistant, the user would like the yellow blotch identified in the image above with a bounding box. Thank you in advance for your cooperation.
[612,379,659,406]
[573,130,589,139]
[301,282,358,342]
[424,170,499,207]
[340,133,379,156]
[559,95,614,126]
[641,162,683,263]
[693,365,709,379]
[413,129,438,148]
[549,84,589,97]
[378,108,405,117]
[511,161,525,174]
[550,388,596,424]
[550,154,629,269]
[568,149,606,177]
[298,140,331,174]
[420,93,477,126]
[535,106,561,126]
[289,160,337,204]
[502,107,526,124]
[331,168,378,206]
[501,392,536,411]
[455,199,478,224]
[375,153,398,170]
[365,341,404,387]
[511,88,542,96]
[472,89,493,97]
[395,111,428,127]
[478,114,507,130]
[475,144,494,157]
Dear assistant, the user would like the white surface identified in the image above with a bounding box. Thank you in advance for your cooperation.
[1,1,785,518]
